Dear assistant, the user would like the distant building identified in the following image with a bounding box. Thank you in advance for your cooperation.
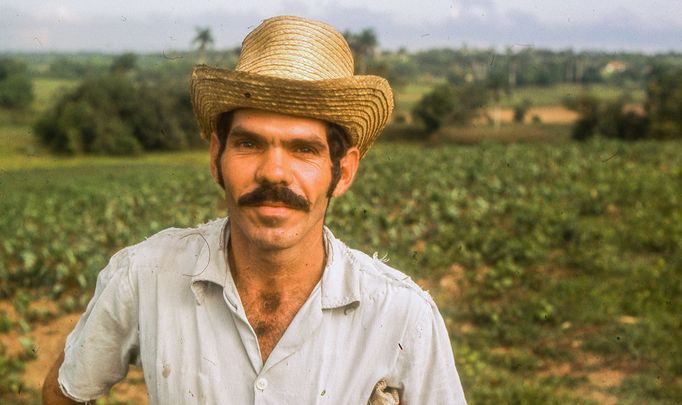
[602,60,627,76]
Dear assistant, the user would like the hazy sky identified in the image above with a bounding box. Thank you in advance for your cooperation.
[1,0,681,53]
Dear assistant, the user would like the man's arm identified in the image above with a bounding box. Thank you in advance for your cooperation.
[398,298,467,404]
[50,246,139,402]
[43,352,80,405]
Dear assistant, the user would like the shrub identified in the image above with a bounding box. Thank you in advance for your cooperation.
[34,72,198,155]
[412,82,487,134]
[646,65,682,139]
[565,93,650,141]
[412,84,458,133]
[513,98,532,123]
[0,58,34,110]
[598,99,649,141]
[565,93,601,140]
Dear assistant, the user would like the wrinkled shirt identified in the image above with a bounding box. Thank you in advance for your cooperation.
[59,218,467,404]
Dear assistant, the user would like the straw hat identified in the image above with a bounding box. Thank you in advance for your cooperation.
[190,15,394,158]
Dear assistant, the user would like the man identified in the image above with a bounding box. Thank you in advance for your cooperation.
[43,16,466,404]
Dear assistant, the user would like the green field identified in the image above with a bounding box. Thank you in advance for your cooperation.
[501,83,646,108]
[31,78,78,112]
[1,136,680,404]
[0,76,680,403]
[393,81,646,115]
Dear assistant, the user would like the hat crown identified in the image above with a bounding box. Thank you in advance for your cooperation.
[235,16,355,81]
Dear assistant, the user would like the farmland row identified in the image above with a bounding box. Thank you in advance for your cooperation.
[1,140,681,403]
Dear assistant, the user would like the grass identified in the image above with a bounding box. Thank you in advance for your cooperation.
[393,81,645,111]
[501,83,646,108]
[394,79,445,114]
[32,78,77,112]
[1,77,678,404]
[0,125,38,158]
[2,134,680,404]
[381,122,572,146]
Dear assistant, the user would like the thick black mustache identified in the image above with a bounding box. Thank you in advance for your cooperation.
[238,184,311,212]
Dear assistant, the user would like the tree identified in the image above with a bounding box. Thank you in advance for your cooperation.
[412,84,457,134]
[343,28,378,74]
[412,83,488,135]
[34,73,198,155]
[110,53,137,74]
[565,93,603,140]
[485,68,511,129]
[646,65,682,139]
[192,27,214,64]
[513,98,532,123]
[0,58,34,110]
[566,94,649,141]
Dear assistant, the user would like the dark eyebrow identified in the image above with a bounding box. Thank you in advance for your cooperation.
[228,126,264,141]
[228,125,328,151]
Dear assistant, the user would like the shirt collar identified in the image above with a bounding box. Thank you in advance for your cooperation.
[189,218,362,310]
[189,218,230,304]
[320,226,362,310]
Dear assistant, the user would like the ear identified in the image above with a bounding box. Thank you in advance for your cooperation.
[331,147,360,197]
[208,131,221,185]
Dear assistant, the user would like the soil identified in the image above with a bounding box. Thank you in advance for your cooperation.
[492,106,579,124]
[1,300,148,404]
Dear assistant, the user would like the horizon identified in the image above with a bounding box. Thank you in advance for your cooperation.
[2,45,681,57]
[1,1,681,54]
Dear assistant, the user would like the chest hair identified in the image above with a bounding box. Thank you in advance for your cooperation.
[241,290,309,362]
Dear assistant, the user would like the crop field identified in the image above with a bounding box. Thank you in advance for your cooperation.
[394,81,645,115]
[1,137,680,404]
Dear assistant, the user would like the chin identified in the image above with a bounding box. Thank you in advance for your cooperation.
[247,228,301,251]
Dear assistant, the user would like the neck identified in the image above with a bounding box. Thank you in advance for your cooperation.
[227,224,327,298]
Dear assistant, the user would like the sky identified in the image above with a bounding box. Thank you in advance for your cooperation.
[1,0,681,53]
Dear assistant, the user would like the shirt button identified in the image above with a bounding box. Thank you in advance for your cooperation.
[255,378,268,391]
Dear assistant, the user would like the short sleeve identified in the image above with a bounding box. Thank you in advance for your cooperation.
[396,297,467,404]
[58,246,140,401]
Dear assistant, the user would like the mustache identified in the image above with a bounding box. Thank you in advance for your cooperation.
[238,184,311,212]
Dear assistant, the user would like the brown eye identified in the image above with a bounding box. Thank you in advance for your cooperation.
[235,140,256,149]
[297,146,315,154]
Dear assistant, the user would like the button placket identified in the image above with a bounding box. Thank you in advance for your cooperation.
[255,377,268,391]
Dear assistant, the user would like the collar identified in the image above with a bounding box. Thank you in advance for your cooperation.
[319,226,362,310]
[189,218,362,310]
[189,218,231,305]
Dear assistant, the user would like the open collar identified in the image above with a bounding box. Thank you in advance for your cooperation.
[319,227,362,310]
[189,218,362,310]
[189,218,231,305]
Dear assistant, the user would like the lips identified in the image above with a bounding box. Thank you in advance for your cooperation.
[253,201,294,208]
[249,204,298,224]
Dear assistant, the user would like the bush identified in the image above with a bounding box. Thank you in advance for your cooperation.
[599,99,649,141]
[646,65,682,139]
[513,98,532,123]
[412,82,487,134]
[412,83,458,133]
[0,58,34,110]
[34,72,198,155]
[566,94,649,141]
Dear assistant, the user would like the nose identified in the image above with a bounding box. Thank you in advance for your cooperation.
[255,147,293,185]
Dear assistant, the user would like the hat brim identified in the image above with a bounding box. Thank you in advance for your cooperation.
[190,65,394,158]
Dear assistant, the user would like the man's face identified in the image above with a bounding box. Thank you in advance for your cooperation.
[210,109,358,251]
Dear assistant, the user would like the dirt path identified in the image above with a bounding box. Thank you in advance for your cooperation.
[494,106,578,124]
[1,302,148,404]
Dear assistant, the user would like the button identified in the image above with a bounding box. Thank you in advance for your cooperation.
[255,378,268,391]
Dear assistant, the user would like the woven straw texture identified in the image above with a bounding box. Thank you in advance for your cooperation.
[190,15,394,157]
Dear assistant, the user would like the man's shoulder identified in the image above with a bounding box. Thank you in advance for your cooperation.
[124,218,226,264]
[330,235,436,311]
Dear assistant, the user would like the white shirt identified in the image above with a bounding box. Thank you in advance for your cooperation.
[59,218,467,404]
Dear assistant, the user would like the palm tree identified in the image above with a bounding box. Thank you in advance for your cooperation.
[343,28,378,74]
[192,27,214,64]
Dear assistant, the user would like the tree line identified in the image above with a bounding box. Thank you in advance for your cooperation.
[1,27,681,154]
